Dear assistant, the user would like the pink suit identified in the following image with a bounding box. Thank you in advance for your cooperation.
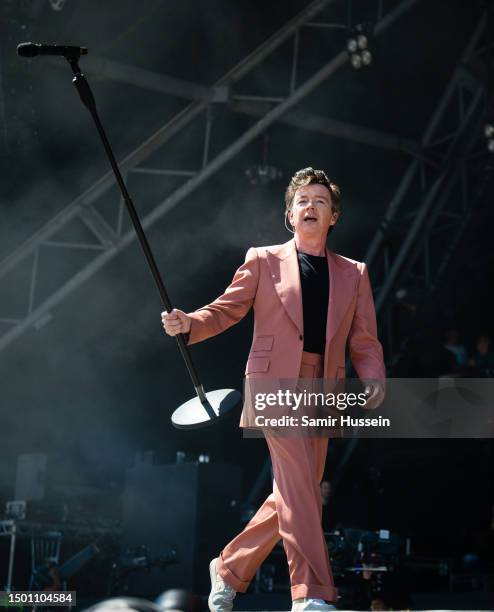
[186,238,385,602]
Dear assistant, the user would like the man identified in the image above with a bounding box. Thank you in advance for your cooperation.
[469,334,494,377]
[162,167,386,612]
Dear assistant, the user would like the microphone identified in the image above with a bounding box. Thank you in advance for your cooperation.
[17,42,88,58]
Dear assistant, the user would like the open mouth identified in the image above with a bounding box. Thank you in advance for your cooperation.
[303,216,317,222]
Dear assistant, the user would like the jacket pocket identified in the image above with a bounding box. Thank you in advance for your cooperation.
[252,335,274,352]
[246,357,270,374]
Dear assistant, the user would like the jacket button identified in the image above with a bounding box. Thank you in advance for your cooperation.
[299,335,303,341]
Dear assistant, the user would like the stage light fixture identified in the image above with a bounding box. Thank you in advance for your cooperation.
[245,164,283,186]
[245,133,282,185]
[347,38,358,53]
[48,0,69,11]
[362,50,372,66]
[350,54,363,69]
[357,34,368,50]
[347,23,374,70]
[484,123,494,153]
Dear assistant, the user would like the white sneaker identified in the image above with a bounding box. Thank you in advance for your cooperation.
[208,557,237,612]
[291,598,337,611]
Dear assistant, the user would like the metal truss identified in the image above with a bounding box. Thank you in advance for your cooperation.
[0,0,418,352]
[48,56,419,154]
[362,10,493,362]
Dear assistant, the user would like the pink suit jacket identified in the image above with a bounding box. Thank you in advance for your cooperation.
[187,238,385,427]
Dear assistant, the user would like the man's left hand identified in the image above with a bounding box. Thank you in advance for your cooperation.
[363,380,385,410]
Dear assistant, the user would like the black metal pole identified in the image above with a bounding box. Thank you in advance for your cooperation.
[67,58,210,408]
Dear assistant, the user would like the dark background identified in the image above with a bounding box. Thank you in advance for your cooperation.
[0,0,493,603]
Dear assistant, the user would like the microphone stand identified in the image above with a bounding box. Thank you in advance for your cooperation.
[64,53,241,428]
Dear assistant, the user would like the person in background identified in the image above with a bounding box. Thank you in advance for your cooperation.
[320,480,334,533]
[469,334,494,377]
[443,328,468,369]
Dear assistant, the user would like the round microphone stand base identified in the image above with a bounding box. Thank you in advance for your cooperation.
[171,389,242,429]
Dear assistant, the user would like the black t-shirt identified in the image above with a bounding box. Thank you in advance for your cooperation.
[297,250,329,355]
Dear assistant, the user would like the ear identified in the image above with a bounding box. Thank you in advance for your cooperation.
[330,210,340,226]
[288,210,294,226]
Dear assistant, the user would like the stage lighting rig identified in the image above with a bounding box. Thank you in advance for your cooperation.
[347,23,374,70]
[484,123,494,153]
[245,133,282,186]
[48,0,69,11]
[245,164,283,186]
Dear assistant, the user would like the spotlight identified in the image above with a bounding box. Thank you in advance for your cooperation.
[362,50,372,66]
[357,34,368,50]
[245,165,283,186]
[246,133,282,185]
[350,54,362,70]
[347,23,374,70]
[484,123,494,153]
[48,0,69,10]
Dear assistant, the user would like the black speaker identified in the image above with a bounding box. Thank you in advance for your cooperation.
[121,462,242,598]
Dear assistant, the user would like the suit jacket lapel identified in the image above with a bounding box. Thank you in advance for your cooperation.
[326,248,358,345]
[267,239,303,334]
[267,240,357,344]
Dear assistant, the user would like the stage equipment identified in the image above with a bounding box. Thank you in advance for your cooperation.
[48,0,70,11]
[245,164,282,185]
[346,24,373,69]
[245,134,282,185]
[16,42,241,429]
[485,123,494,153]
[108,545,178,596]
[328,527,405,574]
[30,541,100,590]
[0,517,120,592]
[121,461,242,597]
[5,500,69,524]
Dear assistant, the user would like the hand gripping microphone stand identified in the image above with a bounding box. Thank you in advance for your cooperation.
[24,45,242,428]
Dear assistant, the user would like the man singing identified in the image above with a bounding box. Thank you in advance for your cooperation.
[162,167,386,612]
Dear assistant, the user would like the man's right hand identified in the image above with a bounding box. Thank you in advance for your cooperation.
[161,309,192,336]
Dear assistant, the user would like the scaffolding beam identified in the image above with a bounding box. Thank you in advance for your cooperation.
[361,11,491,361]
[0,0,418,352]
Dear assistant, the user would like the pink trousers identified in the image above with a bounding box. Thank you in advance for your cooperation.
[217,352,338,602]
